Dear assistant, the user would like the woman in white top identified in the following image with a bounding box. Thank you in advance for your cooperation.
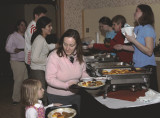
[30,16,56,105]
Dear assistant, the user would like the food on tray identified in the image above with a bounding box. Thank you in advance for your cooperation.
[80,81,104,87]
[102,69,136,75]
[102,70,109,75]
[52,111,74,118]
[135,68,143,71]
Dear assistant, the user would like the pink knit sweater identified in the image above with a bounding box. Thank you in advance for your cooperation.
[45,50,89,96]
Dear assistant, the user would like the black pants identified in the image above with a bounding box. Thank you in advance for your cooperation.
[30,69,48,105]
[144,65,158,91]
[25,63,31,78]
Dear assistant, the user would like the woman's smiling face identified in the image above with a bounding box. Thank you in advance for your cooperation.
[42,22,52,37]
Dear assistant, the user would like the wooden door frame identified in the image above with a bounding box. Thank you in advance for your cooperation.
[55,0,64,38]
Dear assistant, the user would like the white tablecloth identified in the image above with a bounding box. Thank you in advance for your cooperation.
[95,89,160,109]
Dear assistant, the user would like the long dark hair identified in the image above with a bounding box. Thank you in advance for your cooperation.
[31,16,51,44]
[15,19,27,32]
[134,4,154,27]
[56,29,84,64]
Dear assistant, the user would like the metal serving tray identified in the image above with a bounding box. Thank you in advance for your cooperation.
[108,74,150,84]
[98,68,151,92]
[87,62,132,69]
[98,68,149,76]
[84,55,116,63]
[84,56,99,63]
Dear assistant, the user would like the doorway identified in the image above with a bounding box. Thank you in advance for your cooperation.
[0,0,61,79]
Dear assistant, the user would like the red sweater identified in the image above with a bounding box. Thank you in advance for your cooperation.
[93,31,133,64]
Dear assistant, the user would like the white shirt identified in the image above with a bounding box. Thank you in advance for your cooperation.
[24,20,36,65]
[5,32,25,61]
[30,35,55,71]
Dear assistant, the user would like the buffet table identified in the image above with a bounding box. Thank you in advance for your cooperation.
[46,52,160,118]
[95,89,160,109]
[79,88,160,118]
[45,87,160,118]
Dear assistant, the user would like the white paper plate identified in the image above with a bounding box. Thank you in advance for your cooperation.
[94,77,107,83]
[81,77,93,82]
[48,108,76,118]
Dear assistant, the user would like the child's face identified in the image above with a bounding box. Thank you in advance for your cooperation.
[112,22,122,33]
[37,84,44,99]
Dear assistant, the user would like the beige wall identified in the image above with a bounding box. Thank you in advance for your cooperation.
[63,0,160,44]
[24,4,56,33]
[0,4,56,35]
[83,4,160,44]
[64,0,84,36]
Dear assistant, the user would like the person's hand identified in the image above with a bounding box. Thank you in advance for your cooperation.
[113,44,123,50]
[14,48,22,53]
[125,32,136,43]
[88,44,93,49]
[28,52,31,64]
[54,103,63,107]
[67,81,80,93]
[67,81,78,87]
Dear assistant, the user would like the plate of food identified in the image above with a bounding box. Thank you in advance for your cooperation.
[94,77,107,83]
[48,108,76,118]
[77,80,105,89]
[81,77,93,82]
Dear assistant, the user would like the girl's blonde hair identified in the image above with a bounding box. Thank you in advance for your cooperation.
[21,79,42,106]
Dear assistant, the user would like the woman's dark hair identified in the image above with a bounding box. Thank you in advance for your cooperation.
[31,16,51,44]
[111,15,126,28]
[134,4,154,27]
[56,29,83,64]
[99,16,112,27]
[15,19,27,31]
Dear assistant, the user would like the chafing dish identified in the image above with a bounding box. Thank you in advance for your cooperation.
[85,65,151,98]
[84,55,99,63]
[87,62,132,69]
[84,53,117,63]
[97,68,151,96]
[86,62,133,77]
[98,68,148,77]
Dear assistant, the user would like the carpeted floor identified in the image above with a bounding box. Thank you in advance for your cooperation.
[0,77,25,118]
